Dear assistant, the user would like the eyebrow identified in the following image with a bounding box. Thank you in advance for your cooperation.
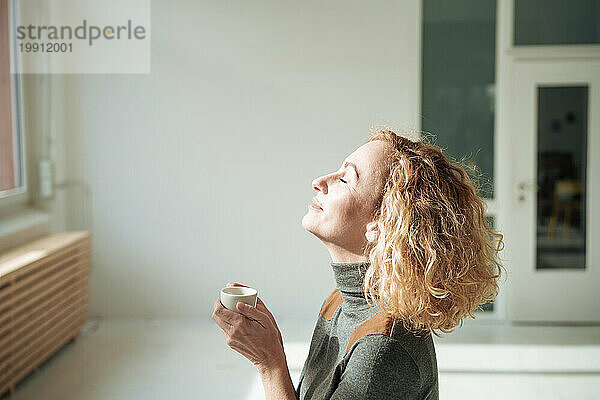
[343,161,359,179]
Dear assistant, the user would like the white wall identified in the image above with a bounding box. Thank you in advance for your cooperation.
[37,0,421,321]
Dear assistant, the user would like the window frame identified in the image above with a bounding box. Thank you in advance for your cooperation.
[0,0,27,208]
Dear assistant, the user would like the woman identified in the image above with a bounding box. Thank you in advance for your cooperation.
[212,128,504,399]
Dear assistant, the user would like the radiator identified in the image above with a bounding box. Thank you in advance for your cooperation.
[0,231,91,397]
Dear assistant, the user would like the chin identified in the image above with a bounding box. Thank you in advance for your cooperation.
[302,212,321,235]
[301,212,313,231]
[303,214,333,245]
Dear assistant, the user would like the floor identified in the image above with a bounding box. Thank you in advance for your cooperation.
[3,318,600,400]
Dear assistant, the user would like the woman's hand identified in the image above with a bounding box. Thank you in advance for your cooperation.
[212,282,286,373]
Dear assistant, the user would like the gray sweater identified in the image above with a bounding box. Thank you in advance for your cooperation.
[295,262,439,400]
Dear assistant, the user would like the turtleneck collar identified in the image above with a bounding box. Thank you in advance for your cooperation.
[331,261,383,315]
[331,260,370,295]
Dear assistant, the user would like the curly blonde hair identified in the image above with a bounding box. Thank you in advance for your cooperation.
[362,128,505,336]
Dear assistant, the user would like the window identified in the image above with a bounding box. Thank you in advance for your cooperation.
[421,0,496,199]
[514,0,600,46]
[422,0,498,313]
[0,0,25,200]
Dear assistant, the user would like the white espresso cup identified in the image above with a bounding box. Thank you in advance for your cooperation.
[220,286,258,313]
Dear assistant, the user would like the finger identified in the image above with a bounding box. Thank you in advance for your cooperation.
[253,298,283,345]
[253,298,278,325]
[236,302,267,328]
[212,298,222,316]
[255,298,277,321]
[213,298,229,316]
[255,298,270,313]
[226,282,248,288]
[213,299,245,325]
[212,312,233,331]
[215,316,233,331]
[212,300,233,328]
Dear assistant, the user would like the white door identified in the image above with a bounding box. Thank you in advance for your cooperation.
[509,60,600,322]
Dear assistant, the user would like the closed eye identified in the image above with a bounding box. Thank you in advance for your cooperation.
[339,178,347,184]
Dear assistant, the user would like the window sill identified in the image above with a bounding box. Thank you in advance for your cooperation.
[0,207,50,254]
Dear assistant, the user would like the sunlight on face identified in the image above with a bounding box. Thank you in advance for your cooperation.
[301,140,393,256]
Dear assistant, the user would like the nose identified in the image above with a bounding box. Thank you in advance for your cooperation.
[312,176,327,194]
[312,175,328,195]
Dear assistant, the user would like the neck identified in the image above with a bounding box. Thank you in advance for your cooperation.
[324,242,369,263]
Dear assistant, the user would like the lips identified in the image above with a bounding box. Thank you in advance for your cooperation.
[311,197,323,211]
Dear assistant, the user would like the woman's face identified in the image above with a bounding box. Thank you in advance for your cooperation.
[302,140,393,257]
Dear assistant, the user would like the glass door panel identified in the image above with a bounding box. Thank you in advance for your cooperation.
[536,86,588,270]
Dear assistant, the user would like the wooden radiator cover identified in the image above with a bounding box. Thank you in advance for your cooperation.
[0,231,91,397]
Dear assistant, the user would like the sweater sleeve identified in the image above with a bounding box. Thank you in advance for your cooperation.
[329,335,422,400]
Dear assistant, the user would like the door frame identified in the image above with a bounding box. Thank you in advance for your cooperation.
[508,60,600,322]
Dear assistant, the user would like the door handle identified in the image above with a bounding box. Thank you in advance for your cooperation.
[518,182,539,191]
[517,182,539,202]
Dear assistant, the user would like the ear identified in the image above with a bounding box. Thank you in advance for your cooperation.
[365,221,379,243]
